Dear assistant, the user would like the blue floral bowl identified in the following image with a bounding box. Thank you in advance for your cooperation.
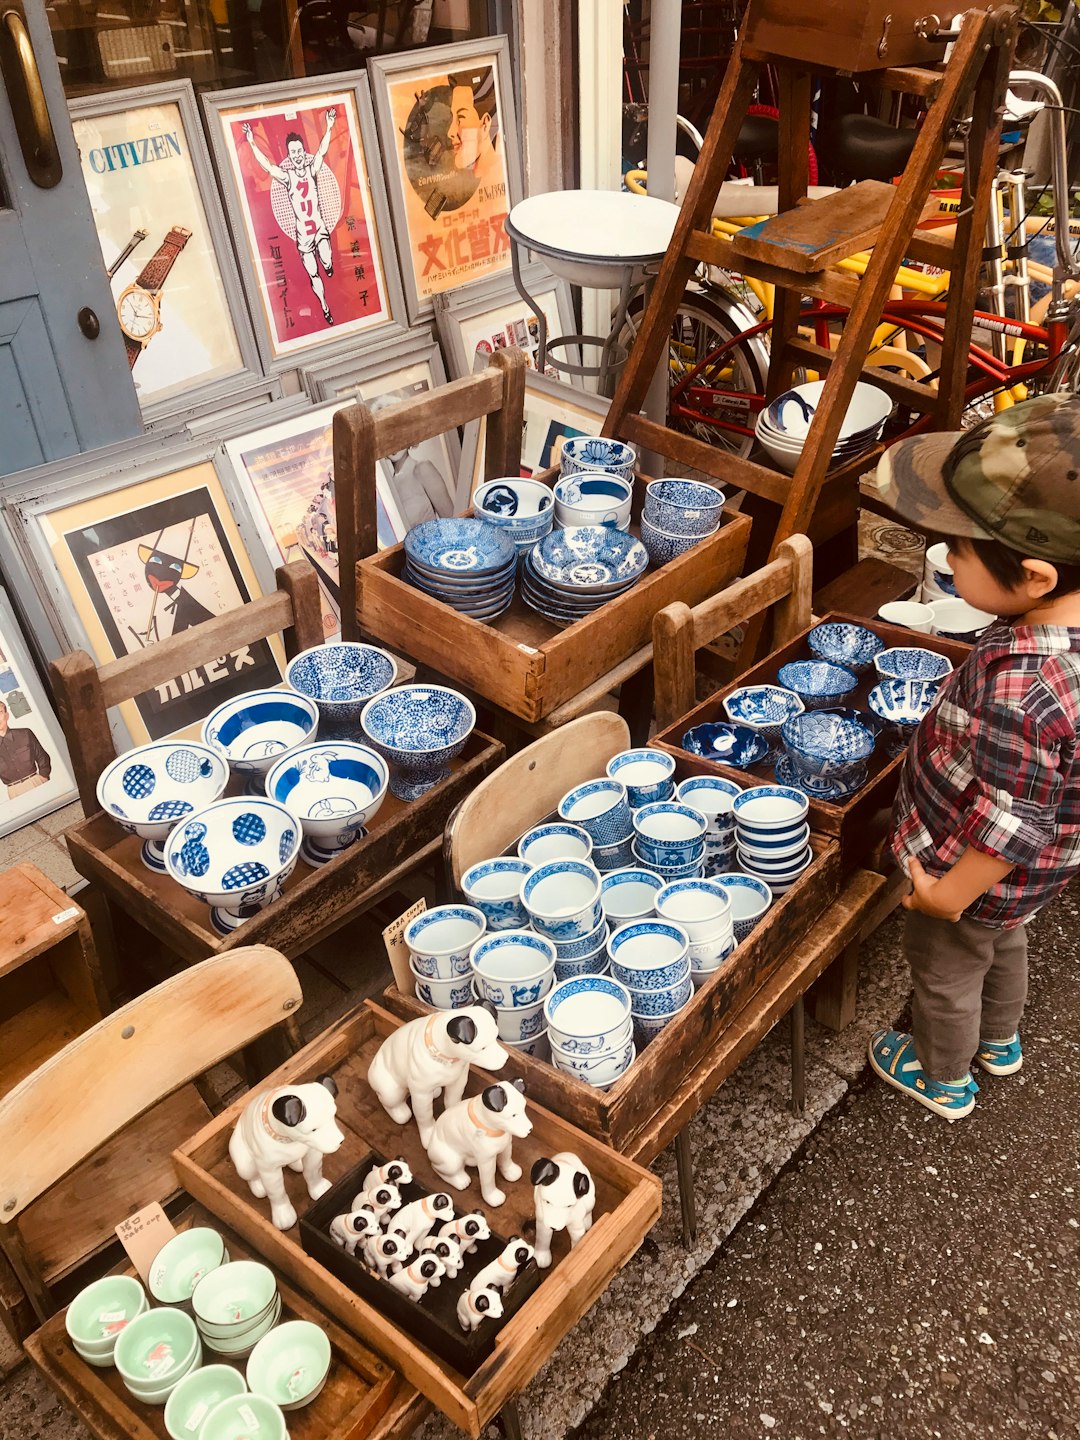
[873,647,954,682]
[626,971,693,1017]
[554,953,610,983]
[522,858,604,942]
[780,711,874,794]
[202,690,319,785]
[867,678,942,753]
[97,742,229,873]
[814,706,884,741]
[559,435,636,481]
[776,660,858,711]
[643,479,725,537]
[806,621,885,675]
[469,929,555,1009]
[558,778,632,847]
[405,517,516,576]
[639,516,712,568]
[286,643,397,726]
[552,915,609,962]
[722,685,805,746]
[681,722,770,769]
[531,526,648,592]
[605,749,676,809]
[360,684,475,800]
[265,741,388,867]
[164,798,301,935]
[461,857,533,931]
[632,802,708,867]
[607,918,690,991]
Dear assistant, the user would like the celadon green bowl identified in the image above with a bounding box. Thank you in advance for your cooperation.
[192,1262,277,1336]
[201,1296,281,1358]
[246,1320,332,1410]
[150,1227,230,1305]
[65,1274,148,1356]
[201,1392,288,1440]
[114,1307,200,1394]
[121,1344,202,1405]
[164,1364,247,1440]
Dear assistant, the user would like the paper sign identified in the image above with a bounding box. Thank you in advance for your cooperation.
[116,1202,177,1283]
[383,897,426,995]
[52,907,80,924]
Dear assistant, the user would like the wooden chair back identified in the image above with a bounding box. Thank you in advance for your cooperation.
[333,347,528,642]
[652,534,814,731]
[0,946,302,1322]
[444,712,631,888]
[49,561,324,814]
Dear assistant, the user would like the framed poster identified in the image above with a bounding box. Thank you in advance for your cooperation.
[18,455,284,749]
[203,74,405,369]
[69,82,264,424]
[0,588,77,838]
[433,266,578,381]
[369,37,524,323]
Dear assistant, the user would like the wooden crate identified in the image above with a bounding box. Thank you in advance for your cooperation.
[24,1203,426,1440]
[173,1002,661,1437]
[652,613,972,860]
[743,0,949,72]
[64,733,504,963]
[357,510,752,724]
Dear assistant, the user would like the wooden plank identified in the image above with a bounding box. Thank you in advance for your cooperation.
[619,412,790,504]
[812,556,918,615]
[0,865,82,978]
[0,989,97,1097]
[482,349,527,482]
[50,651,116,814]
[783,336,941,415]
[809,939,860,1031]
[903,226,956,268]
[879,65,945,99]
[686,231,863,308]
[765,65,814,399]
[731,181,906,274]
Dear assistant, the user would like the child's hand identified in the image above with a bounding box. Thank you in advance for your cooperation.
[902,857,964,922]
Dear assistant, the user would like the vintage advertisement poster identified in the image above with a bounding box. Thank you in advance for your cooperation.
[384,55,514,304]
[220,89,391,358]
[457,290,566,378]
[72,100,246,410]
[0,590,77,838]
[40,464,283,745]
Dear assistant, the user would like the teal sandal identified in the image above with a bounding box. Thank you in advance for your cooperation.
[868,1029,978,1121]
[974,1032,1023,1076]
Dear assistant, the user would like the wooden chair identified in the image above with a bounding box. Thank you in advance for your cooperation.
[0,946,301,1339]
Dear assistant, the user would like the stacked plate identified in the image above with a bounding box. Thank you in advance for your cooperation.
[755,380,892,475]
[404,517,517,620]
[522,526,648,626]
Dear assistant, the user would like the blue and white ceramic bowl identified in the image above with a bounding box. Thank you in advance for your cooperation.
[867,678,942,754]
[202,691,319,786]
[554,952,610,983]
[286,643,397,726]
[505,1028,551,1061]
[473,987,548,1043]
[806,621,885,675]
[360,684,475,800]
[461,858,533,931]
[776,660,858,711]
[543,973,633,1051]
[474,478,555,527]
[405,516,516,576]
[928,597,993,644]
[731,785,809,838]
[591,835,636,872]
[559,435,636,481]
[605,749,676,809]
[530,527,648,592]
[773,754,864,800]
[469,929,555,1009]
[738,822,811,862]
[814,706,884,741]
[521,859,603,942]
[634,992,694,1043]
[405,905,486,979]
[557,779,632,847]
[688,930,736,973]
[600,868,664,923]
[552,915,609,961]
[553,473,634,530]
[873,647,953,682]
[411,965,474,1010]
[723,686,805,747]
[632,802,708,867]
[97,742,229,873]
[630,840,703,881]
[640,515,712,568]
[607,919,690,991]
[265,742,388,867]
[711,872,773,942]
[654,878,732,943]
[681,722,770,769]
[517,823,594,867]
[738,844,812,884]
[643,478,725,537]
[780,711,874,797]
[626,971,693,1017]
[550,1034,636,1089]
[675,776,741,840]
[164,798,301,935]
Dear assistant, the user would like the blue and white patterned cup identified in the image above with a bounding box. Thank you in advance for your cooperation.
[461,858,532,931]
[522,859,603,942]
[559,435,636,481]
[558,779,632,847]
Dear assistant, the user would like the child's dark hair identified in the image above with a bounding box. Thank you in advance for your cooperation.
[947,534,1080,598]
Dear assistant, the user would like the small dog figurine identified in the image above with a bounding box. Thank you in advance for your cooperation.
[438,1212,491,1255]
[471,1238,534,1294]
[456,1281,504,1333]
[329,1206,380,1256]
[388,1193,454,1249]
[362,1158,413,1192]
[418,1231,464,1279]
[350,1181,401,1224]
[425,1080,531,1207]
[386,1254,445,1300]
[367,1006,507,1147]
[363,1231,411,1277]
[228,1075,342,1231]
[531,1152,596,1269]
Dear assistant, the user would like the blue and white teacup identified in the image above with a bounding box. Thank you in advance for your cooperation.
[469,929,555,1009]
[600,868,663,924]
[522,859,603,942]
[470,981,549,1043]
[549,1033,636,1088]
[558,779,632,847]
[552,914,609,961]
[461,858,532,931]
[605,749,677,809]
[632,802,708,868]
[591,835,636,872]
[405,905,486,979]
[410,964,475,1010]
[633,990,694,1043]
[543,973,633,1052]
[711,872,773,942]
[554,951,610,982]
[517,823,593,866]
[642,478,725,537]
[654,878,733,944]
[731,785,809,844]
[559,435,636,481]
[626,972,694,1017]
[607,918,690,991]
[675,775,740,844]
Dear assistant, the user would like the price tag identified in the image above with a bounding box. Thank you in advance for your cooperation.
[115,1203,177,1283]
[52,907,80,925]
[383,898,426,996]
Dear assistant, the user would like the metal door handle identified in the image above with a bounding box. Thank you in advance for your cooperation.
[0,6,61,188]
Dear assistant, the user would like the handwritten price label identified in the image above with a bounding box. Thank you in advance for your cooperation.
[116,1203,177,1283]
[383,897,426,995]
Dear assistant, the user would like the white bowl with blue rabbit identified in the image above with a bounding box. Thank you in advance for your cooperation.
[551,914,609,961]
[630,841,703,880]
[360,684,475,800]
[607,919,690,991]
[97,742,229,873]
[711,872,773,941]
[550,1034,636,1089]
[202,691,319,787]
[590,835,636,872]
[654,878,732,943]
[164,798,301,935]
[605,749,676,809]
[471,984,549,1043]
[600,868,663,923]
[640,516,712,568]
[634,989,694,1042]
[873,646,953,682]
[557,779,632,847]
[723,685,805,748]
[521,859,603,942]
[265,742,388,866]
[543,974,632,1051]
[461,858,532,931]
[405,905,486,979]
[469,929,555,1009]
[632,802,707,867]
[553,472,634,530]
[285,643,397,727]
[410,964,475,1010]
[559,435,636,481]
[517,823,594,867]
[806,621,884,675]
[643,479,725,537]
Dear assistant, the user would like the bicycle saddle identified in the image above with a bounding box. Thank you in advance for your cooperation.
[733,114,779,165]
[830,114,918,183]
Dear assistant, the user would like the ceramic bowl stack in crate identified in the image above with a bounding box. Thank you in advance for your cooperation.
[470,929,557,1059]
[654,878,735,987]
[521,526,650,627]
[731,786,812,896]
[473,478,555,559]
[754,379,891,475]
[640,479,726,566]
[543,973,635,1088]
[606,919,693,1045]
[403,518,518,621]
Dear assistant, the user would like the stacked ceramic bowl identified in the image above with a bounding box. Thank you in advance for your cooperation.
[680,721,769,769]
[553,472,634,530]
[631,801,707,880]
[600,868,663,927]
[640,479,725,566]
[285,641,398,730]
[544,973,636,1088]
[473,478,555,558]
[405,904,486,1009]
[522,526,649,626]
[709,873,773,942]
[732,785,812,896]
[776,659,858,712]
[605,748,675,808]
[676,774,740,878]
[558,777,634,873]
[607,919,693,1044]
[807,620,884,675]
[470,929,556,1056]
[522,858,604,945]
[723,684,805,760]
[655,878,736,986]
[149,1227,231,1307]
[164,1366,249,1440]
[754,379,892,475]
[778,710,876,800]
[191,1261,280,1360]
[114,1307,202,1404]
[403,517,517,620]
[559,435,636,481]
[868,677,943,755]
[65,1274,149,1369]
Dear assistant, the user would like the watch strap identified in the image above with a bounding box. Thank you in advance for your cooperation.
[134,226,192,293]
[124,333,143,369]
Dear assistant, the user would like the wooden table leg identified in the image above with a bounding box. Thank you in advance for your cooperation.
[809,939,860,1033]
[499,1398,525,1440]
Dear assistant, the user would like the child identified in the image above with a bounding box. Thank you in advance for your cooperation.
[869,392,1080,1120]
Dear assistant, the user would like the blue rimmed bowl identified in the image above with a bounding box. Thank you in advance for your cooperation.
[723,685,804,749]
[737,843,813,883]
[605,748,676,809]
[675,775,741,839]
[806,621,885,675]
[517,823,593,866]
[550,1034,635,1089]
[553,472,634,530]
[654,877,732,943]
[710,872,773,942]
[731,785,809,839]
[360,684,475,800]
[776,660,858,711]
[286,643,397,726]
[643,478,725,537]
[554,954,610,984]
[404,904,486,978]
[164,798,300,936]
[461,857,533,931]
[530,526,648,592]
[543,973,633,1051]
[634,989,694,1043]
[469,929,556,1010]
[874,646,954,683]
[471,982,548,1042]
[97,742,229,873]
[474,478,555,528]
[626,971,693,1018]
[629,840,703,881]
[632,802,708,867]
[202,690,319,787]
[780,710,874,797]
[867,677,942,754]
[600,868,664,923]
[559,435,636,481]
[607,918,690,991]
[680,722,770,769]
[405,516,516,576]
[558,778,632,847]
[552,914,609,962]
[265,741,388,866]
[522,858,603,942]
[640,517,715,568]
[410,966,475,1009]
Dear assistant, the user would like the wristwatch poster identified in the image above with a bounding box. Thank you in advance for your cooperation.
[116,226,192,368]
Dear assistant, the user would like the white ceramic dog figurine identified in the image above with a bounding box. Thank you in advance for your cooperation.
[362,1157,413,1192]
[350,1180,401,1224]
[438,1212,491,1255]
[388,1193,454,1249]
[363,1231,412,1277]
[418,1231,464,1279]
[425,1080,531,1207]
[531,1152,596,1269]
[228,1075,343,1231]
[366,1007,507,1147]
[456,1281,504,1333]
[471,1238,534,1294]
[386,1254,445,1300]
[329,1206,380,1256]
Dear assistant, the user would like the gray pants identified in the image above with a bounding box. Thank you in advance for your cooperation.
[903,909,1029,1082]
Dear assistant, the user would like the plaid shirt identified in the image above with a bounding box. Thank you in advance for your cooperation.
[889,621,1080,928]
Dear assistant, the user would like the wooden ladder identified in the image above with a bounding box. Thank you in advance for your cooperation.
[603,1,1019,586]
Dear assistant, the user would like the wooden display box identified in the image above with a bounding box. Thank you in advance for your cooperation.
[357,510,752,724]
[63,733,504,962]
[173,1002,661,1437]
[743,0,949,71]
[652,613,971,860]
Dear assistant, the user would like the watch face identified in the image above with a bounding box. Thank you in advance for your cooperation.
[118,288,158,340]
